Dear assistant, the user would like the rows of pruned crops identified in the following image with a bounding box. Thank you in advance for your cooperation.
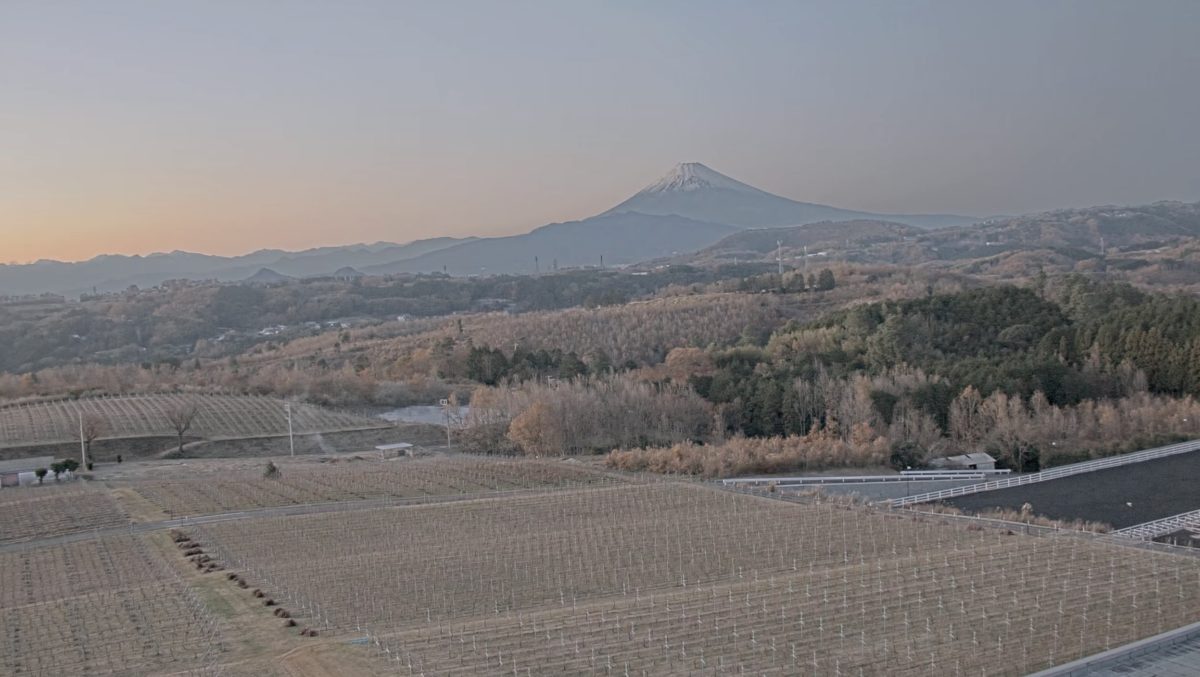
[195,481,1200,676]
[131,456,623,517]
[0,484,129,544]
[0,393,387,445]
[0,534,224,675]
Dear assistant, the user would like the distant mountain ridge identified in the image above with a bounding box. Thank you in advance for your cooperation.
[0,236,473,296]
[663,201,1200,269]
[362,212,738,276]
[17,163,1191,296]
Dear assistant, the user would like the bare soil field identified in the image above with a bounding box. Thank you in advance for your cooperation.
[946,449,1200,529]
[193,480,1200,676]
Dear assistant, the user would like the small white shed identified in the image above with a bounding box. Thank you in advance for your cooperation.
[375,443,415,459]
[930,452,997,471]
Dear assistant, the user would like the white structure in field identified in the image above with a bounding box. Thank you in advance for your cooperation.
[0,456,57,487]
[375,442,414,459]
[930,452,997,471]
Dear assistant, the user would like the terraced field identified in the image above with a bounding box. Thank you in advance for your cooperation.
[0,393,389,446]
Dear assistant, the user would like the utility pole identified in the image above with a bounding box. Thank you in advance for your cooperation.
[535,256,539,273]
[441,398,452,452]
[777,240,783,277]
[79,412,87,468]
[285,402,295,457]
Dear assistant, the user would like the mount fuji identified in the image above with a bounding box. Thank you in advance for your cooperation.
[365,163,977,275]
[0,163,980,292]
[604,163,976,229]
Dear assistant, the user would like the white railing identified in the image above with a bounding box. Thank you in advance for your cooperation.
[1113,508,1200,541]
[890,438,1200,507]
[899,469,1011,477]
[723,473,993,487]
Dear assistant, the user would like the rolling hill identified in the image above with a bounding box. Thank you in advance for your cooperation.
[362,212,739,275]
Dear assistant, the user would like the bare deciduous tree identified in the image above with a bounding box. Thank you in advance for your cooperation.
[164,400,201,456]
[81,412,107,462]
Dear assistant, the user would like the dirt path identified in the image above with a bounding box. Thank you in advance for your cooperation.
[148,530,381,677]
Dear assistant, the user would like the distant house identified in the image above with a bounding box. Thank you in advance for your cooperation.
[0,456,56,488]
[930,452,997,471]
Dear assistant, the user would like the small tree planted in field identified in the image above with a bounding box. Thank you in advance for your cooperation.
[34,468,47,484]
[263,461,280,479]
[49,461,65,481]
[165,400,201,455]
[81,413,107,461]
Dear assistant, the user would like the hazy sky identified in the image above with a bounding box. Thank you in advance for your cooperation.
[3,1,1199,262]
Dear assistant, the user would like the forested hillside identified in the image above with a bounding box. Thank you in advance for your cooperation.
[7,261,1200,478]
[0,265,773,374]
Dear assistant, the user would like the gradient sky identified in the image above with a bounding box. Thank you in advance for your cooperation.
[3,1,1199,263]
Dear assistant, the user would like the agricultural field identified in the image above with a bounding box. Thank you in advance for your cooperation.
[0,534,223,675]
[193,480,1200,676]
[125,455,625,517]
[0,393,389,447]
[0,483,129,544]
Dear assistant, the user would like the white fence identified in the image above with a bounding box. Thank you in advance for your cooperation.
[890,438,1200,507]
[722,472,997,487]
[1114,508,1200,541]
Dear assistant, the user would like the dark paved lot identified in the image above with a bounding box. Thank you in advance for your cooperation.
[946,450,1200,529]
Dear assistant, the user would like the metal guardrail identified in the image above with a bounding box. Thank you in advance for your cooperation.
[890,438,1200,507]
[1113,508,1200,541]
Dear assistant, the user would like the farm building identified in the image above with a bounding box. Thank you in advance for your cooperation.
[931,452,997,470]
[0,456,55,488]
[375,442,414,459]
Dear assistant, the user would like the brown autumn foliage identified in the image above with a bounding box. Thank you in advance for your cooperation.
[460,374,712,456]
[606,425,890,477]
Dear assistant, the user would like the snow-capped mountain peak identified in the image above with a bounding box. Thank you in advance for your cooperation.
[638,162,764,195]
